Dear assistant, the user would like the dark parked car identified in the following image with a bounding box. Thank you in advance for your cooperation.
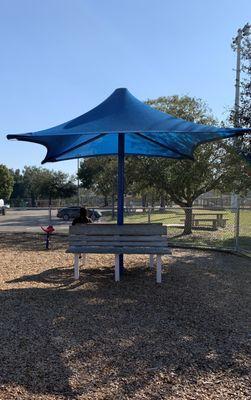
[57,207,102,222]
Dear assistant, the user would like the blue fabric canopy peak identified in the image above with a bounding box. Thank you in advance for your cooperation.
[7,88,249,163]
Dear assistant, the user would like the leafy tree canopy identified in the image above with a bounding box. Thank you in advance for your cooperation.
[78,157,118,206]
[135,96,250,232]
[146,95,216,124]
[0,164,14,200]
[10,166,77,206]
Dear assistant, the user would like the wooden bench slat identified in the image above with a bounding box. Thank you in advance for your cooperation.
[69,241,168,247]
[67,245,171,254]
[193,218,228,222]
[180,218,228,222]
[69,235,167,242]
[70,233,167,239]
[69,224,167,235]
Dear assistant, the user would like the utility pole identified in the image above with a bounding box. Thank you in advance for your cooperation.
[233,24,250,127]
[232,23,250,251]
[233,29,242,128]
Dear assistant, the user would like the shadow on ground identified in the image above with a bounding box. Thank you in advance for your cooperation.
[222,236,251,252]
[1,251,250,399]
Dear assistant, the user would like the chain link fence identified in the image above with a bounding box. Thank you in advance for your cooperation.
[0,204,250,255]
[102,206,250,255]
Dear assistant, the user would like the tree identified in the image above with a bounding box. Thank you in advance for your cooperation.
[78,157,117,208]
[9,169,26,206]
[22,166,77,206]
[22,166,46,206]
[129,95,250,234]
[146,95,216,124]
[78,159,104,190]
[0,164,14,200]
[38,170,77,203]
[59,181,78,198]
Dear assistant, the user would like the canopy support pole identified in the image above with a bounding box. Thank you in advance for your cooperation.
[118,133,125,274]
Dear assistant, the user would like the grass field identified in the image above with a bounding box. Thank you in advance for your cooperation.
[104,208,251,254]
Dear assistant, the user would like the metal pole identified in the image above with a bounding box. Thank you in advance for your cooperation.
[234,29,242,128]
[77,158,80,206]
[234,196,240,251]
[148,206,151,223]
[233,24,250,126]
[48,193,52,224]
[232,25,250,251]
[232,27,243,239]
[118,133,125,272]
[49,204,52,224]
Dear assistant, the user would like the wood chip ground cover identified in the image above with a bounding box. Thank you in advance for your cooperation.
[0,233,250,399]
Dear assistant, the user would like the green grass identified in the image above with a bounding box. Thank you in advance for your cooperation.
[103,208,251,254]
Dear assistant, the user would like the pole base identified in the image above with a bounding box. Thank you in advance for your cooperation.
[119,254,124,275]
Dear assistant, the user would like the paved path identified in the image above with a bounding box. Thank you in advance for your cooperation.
[0,209,70,233]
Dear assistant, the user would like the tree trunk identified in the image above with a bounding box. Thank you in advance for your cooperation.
[142,194,147,212]
[160,195,165,210]
[183,205,193,235]
[31,194,36,207]
[103,195,108,207]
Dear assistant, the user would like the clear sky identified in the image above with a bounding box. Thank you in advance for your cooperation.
[0,0,250,176]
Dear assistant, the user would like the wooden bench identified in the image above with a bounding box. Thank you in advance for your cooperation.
[67,223,171,283]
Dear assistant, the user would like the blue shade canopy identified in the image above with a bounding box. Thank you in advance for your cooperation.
[7,88,250,163]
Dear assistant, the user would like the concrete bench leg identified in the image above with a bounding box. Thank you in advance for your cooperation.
[149,254,154,270]
[115,254,120,282]
[156,255,162,283]
[74,254,80,280]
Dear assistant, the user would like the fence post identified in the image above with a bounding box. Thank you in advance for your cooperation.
[234,200,240,252]
[48,196,52,224]
[148,206,151,223]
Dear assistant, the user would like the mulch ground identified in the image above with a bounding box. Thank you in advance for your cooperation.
[0,233,250,400]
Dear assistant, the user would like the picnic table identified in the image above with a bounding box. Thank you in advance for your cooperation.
[192,213,228,227]
[180,212,228,230]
